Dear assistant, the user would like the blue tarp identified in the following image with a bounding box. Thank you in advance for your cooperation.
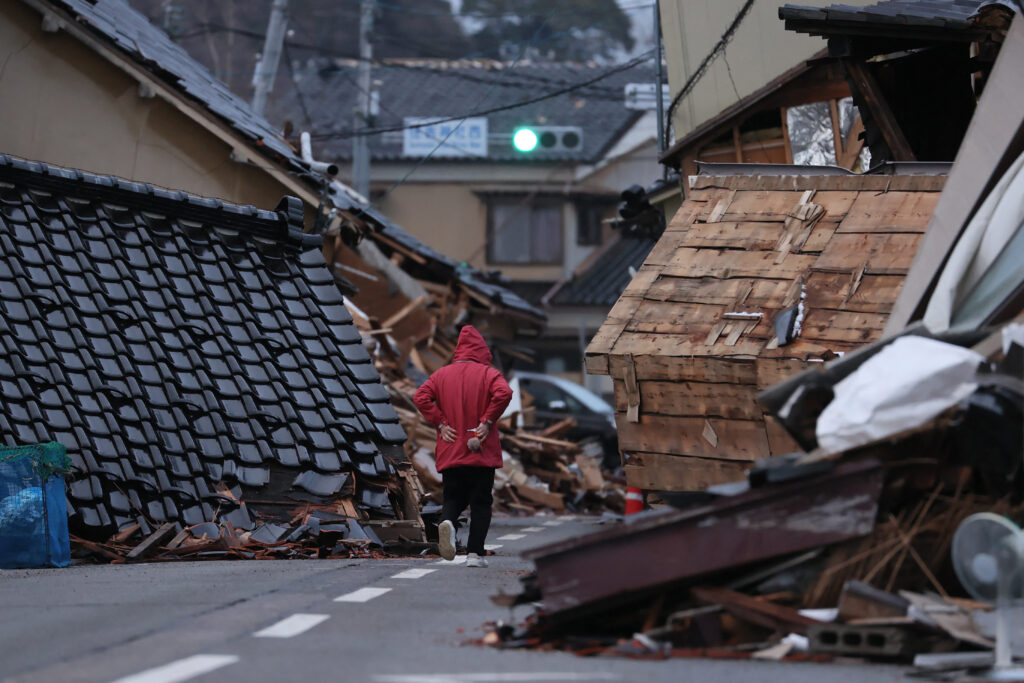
[0,443,71,569]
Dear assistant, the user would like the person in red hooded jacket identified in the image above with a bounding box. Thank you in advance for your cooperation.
[413,325,513,567]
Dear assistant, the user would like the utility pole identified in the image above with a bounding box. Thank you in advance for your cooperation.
[352,0,375,200]
[251,0,289,116]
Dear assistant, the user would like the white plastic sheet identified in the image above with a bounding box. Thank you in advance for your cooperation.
[816,337,983,455]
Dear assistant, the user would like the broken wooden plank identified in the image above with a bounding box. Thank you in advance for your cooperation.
[607,353,757,384]
[838,191,939,234]
[838,581,910,623]
[693,586,822,634]
[616,414,770,461]
[623,452,751,491]
[382,294,430,329]
[126,522,177,560]
[688,174,945,193]
[814,232,922,274]
[612,379,762,420]
[664,248,817,280]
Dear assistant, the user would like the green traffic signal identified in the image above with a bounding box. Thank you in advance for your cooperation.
[513,128,539,153]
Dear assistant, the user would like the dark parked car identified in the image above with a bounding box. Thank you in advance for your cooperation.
[515,371,620,469]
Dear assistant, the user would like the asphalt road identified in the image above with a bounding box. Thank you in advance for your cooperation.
[0,516,906,683]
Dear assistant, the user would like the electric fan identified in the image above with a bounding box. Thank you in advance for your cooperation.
[952,512,1024,679]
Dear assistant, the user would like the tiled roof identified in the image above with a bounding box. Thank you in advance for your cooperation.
[0,154,406,537]
[779,0,1016,35]
[270,60,652,164]
[549,237,657,307]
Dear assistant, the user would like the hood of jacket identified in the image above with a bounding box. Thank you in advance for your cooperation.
[452,325,492,365]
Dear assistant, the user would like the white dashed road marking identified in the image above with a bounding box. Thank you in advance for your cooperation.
[253,613,329,638]
[334,587,392,603]
[434,555,468,565]
[483,544,502,551]
[391,568,438,579]
[497,534,525,541]
[112,654,239,683]
[542,520,563,527]
[374,673,621,682]
[521,527,544,532]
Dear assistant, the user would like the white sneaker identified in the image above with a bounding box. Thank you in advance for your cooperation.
[466,552,488,568]
[438,520,456,561]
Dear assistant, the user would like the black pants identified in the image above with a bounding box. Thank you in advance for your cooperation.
[441,466,494,555]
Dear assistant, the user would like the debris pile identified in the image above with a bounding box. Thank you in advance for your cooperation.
[389,376,626,516]
[71,508,401,564]
[487,330,1024,672]
[335,281,625,516]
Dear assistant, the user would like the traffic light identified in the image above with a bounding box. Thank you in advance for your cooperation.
[511,126,583,154]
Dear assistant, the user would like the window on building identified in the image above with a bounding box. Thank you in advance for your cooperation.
[487,199,563,264]
[576,203,606,247]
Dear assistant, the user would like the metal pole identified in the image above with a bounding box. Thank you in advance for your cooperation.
[251,0,289,115]
[654,0,666,156]
[352,0,375,200]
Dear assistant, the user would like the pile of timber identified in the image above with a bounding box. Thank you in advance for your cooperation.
[373,343,622,515]
[395,400,625,516]
[483,333,1024,671]
[70,505,406,564]
[336,271,624,515]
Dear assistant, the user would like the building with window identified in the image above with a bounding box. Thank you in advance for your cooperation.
[269,60,661,380]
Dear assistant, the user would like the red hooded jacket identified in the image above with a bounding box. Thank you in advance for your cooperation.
[412,326,513,471]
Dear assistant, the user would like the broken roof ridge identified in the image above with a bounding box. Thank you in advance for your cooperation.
[0,153,317,250]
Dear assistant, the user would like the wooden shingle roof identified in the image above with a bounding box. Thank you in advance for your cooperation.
[585,168,947,491]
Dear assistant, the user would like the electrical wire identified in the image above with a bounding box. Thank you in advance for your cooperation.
[176,21,637,97]
[310,50,655,141]
[369,9,559,207]
[662,0,756,149]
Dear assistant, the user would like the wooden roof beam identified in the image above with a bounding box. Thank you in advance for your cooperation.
[842,59,917,162]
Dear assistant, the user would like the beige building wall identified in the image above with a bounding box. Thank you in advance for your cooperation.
[0,2,291,214]
[659,0,872,142]
[378,180,598,282]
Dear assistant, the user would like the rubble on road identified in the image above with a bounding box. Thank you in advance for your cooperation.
[484,328,1023,670]
[387,367,626,516]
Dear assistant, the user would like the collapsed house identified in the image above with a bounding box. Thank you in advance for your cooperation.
[0,0,558,555]
[0,154,412,559]
[487,4,1024,672]
[585,165,946,491]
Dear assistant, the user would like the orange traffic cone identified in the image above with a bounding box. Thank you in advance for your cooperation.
[624,487,644,515]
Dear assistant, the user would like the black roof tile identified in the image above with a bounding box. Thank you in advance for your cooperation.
[549,236,656,307]
[779,0,1017,35]
[0,153,406,536]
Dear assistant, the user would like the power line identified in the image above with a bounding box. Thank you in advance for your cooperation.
[662,0,756,149]
[370,9,560,207]
[310,50,656,141]
[178,21,638,97]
